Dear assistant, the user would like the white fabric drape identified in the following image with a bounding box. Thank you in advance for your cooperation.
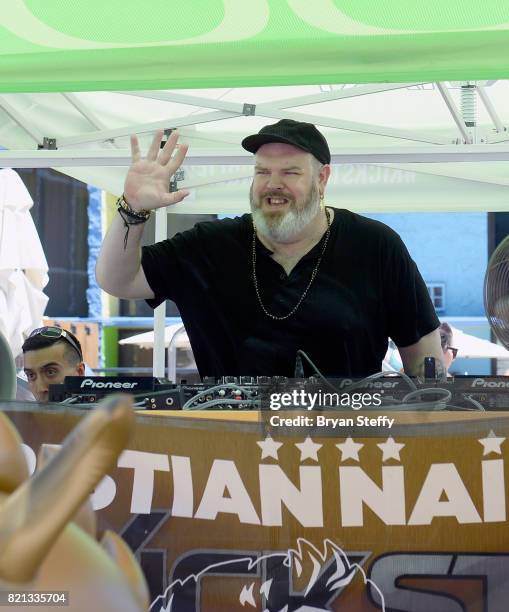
[0,169,48,358]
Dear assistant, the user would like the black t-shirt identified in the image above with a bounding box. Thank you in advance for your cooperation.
[141,208,439,378]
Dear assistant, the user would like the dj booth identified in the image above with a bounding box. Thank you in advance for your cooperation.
[3,397,509,612]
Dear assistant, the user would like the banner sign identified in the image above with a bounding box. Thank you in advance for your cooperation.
[4,405,509,612]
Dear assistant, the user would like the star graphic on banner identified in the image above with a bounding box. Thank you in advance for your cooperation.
[295,436,322,461]
[377,437,405,462]
[478,430,506,456]
[257,436,283,460]
[336,437,364,462]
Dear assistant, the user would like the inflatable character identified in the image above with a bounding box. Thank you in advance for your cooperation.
[0,395,149,611]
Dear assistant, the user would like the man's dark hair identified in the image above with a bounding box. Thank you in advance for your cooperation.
[22,332,83,366]
[439,322,453,351]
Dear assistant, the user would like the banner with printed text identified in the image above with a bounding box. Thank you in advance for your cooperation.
[4,405,509,612]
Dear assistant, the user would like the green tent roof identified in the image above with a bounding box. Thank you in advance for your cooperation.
[2,1,509,92]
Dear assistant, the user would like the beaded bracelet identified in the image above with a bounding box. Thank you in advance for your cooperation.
[116,194,151,220]
[116,195,151,250]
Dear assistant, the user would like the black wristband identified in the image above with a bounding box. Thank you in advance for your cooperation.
[118,207,148,250]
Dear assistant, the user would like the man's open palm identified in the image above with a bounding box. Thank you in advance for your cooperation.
[124,130,189,212]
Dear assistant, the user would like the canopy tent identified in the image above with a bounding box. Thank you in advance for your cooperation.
[1,3,509,213]
[2,2,509,91]
[1,2,509,375]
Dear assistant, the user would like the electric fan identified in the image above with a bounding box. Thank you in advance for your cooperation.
[484,235,509,349]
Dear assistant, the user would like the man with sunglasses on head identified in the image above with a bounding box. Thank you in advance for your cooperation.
[22,327,85,402]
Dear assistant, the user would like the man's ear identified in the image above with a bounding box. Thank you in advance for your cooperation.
[319,164,331,190]
[77,362,86,376]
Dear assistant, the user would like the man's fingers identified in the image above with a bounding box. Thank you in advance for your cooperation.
[158,130,179,166]
[160,189,190,207]
[167,142,189,173]
[146,130,164,161]
[130,135,141,163]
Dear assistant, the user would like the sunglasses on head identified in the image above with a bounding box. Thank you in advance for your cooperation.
[29,326,83,361]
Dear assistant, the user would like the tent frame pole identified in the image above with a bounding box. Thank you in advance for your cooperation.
[153,207,167,378]
[58,110,240,147]
[61,93,108,131]
[0,95,43,144]
[5,145,509,167]
[117,83,426,111]
[59,88,446,146]
[253,106,448,144]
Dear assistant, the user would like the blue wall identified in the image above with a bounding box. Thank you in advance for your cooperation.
[86,185,103,319]
[365,212,487,317]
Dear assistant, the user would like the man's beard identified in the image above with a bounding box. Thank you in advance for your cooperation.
[250,182,321,243]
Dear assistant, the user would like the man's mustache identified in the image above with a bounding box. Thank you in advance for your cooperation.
[260,191,294,199]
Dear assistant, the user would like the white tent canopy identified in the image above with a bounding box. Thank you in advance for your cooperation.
[1,82,509,214]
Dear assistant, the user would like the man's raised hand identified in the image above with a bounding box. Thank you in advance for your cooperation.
[124,130,189,212]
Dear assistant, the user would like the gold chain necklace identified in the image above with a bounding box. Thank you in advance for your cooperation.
[252,208,331,320]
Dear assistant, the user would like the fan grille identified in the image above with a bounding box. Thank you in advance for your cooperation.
[485,235,509,350]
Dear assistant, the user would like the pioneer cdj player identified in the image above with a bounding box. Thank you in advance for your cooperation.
[47,375,509,411]
[48,377,185,409]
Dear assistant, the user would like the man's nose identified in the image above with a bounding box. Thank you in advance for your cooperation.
[266,174,283,189]
[34,377,48,397]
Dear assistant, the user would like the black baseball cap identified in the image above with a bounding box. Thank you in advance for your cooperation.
[241,119,331,165]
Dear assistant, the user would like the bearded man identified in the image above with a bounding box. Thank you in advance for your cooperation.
[96,119,443,379]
